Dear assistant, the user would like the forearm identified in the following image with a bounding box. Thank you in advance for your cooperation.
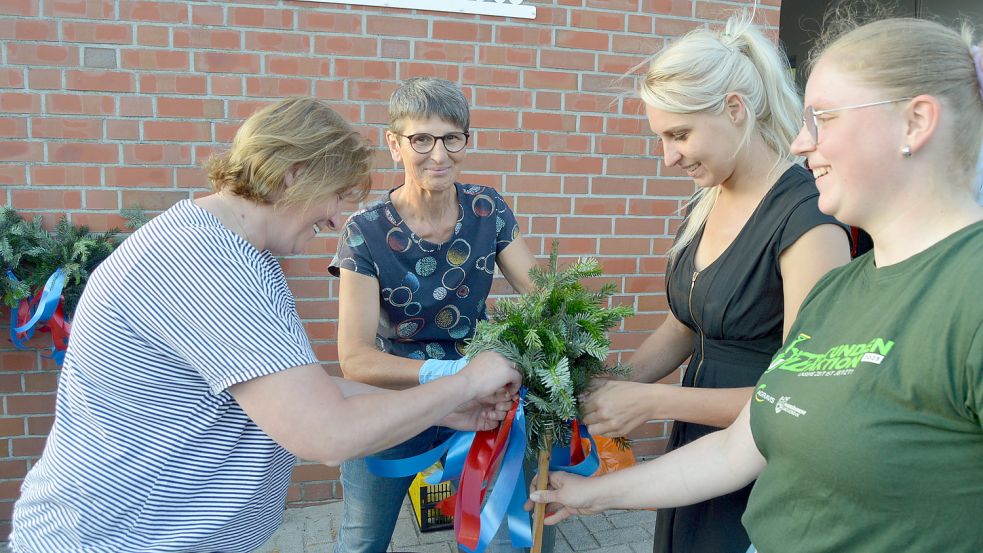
[652,385,754,428]
[339,344,424,390]
[577,412,763,510]
[627,328,694,383]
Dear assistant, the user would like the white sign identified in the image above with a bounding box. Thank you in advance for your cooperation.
[299,0,536,20]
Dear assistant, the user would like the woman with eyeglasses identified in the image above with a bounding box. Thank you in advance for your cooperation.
[578,14,850,553]
[531,13,983,553]
[330,77,541,553]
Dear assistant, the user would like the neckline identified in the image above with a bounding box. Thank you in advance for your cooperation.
[689,164,799,274]
[386,182,464,249]
[862,218,983,281]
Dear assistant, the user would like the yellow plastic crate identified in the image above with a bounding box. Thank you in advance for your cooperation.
[407,464,455,532]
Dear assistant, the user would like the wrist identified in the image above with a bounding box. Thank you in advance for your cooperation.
[419,357,469,384]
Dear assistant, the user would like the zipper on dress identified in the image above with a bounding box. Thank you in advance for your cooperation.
[688,270,707,385]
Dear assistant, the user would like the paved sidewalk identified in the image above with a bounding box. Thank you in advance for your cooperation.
[258,498,657,553]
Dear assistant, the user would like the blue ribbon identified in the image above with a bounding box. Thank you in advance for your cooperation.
[13,268,66,335]
[549,422,599,477]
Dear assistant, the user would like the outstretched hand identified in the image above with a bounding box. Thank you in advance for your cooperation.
[441,385,517,431]
[580,378,657,438]
[524,471,603,525]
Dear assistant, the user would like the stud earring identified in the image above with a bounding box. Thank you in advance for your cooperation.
[901,145,912,158]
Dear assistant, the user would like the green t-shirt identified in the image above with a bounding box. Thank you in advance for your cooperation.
[744,220,983,553]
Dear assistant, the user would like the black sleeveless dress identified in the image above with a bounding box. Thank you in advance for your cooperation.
[653,164,845,553]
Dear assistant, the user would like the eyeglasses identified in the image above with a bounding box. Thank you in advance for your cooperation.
[803,98,911,144]
[396,132,470,154]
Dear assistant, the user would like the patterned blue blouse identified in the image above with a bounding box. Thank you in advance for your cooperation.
[329,183,520,361]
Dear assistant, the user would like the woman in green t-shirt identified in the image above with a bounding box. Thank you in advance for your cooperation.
[531,14,983,553]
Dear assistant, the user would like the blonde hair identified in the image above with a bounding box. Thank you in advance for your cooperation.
[205,97,372,210]
[811,15,983,186]
[640,13,802,261]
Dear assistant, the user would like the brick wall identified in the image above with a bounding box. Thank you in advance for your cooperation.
[0,0,780,537]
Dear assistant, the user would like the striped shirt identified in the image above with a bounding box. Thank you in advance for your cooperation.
[11,200,317,552]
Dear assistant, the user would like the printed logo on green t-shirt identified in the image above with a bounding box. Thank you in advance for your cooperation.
[765,332,895,376]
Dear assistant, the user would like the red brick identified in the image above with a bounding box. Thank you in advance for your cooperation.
[157,97,224,118]
[26,69,60,90]
[0,0,38,15]
[606,116,646,134]
[540,50,596,71]
[121,49,190,71]
[334,59,396,80]
[462,67,519,88]
[11,436,46,456]
[26,414,54,435]
[119,96,153,117]
[314,36,377,57]
[172,28,238,50]
[65,71,136,93]
[194,52,261,74]
[70,213,129,232]
[192,4,224,26]
[2,19,58,41]
[573,197,627,218]
[433,21,493,42]
[474,88,532,109]
[536,92,563,111]
[564,175,590,194]
[628,14,656,33]
[516,196,570,215]
[572,9,626,31]
[581,115,605,133]
[559,217,613,235]
[0,413,24,434]
[122,144,192,165]
[0,351,37,371]
[415,42,475,63]
[552,155,603,175]
[475,131,533,151]
[0,68,25,88]
[62,22,132,44]
[616,218,666,236]
[139,74,207,94]
[266,56,330,77]
[298,12,362,33]
[655,17,703,37]
[143,121,211,142]
[556,29,610,51]
[496,25,551,46]
[0,141,43,161]
[11,189,83,209]
[6,44,78,67]
[348,81,398,102]
[366,16,427,38]
[400,63,459,82]
[643,0,693,16]
[31,117,103,140]
[313,80,343,101]
[32,165,102,186]
[106,166,174,187]
[519,154,548,173]
[245,77,312,97]
[536,133,591,153]
[175,167,205,188]
[245,31,310,53]
[612,35,663,56]
[119,0,189,22]
[0,460,28,479]
[49,142,117,164]
[121,190,187,211]
[210,75,243,96]
[228,99,270,119]
[521,112,576,132]
[0,118,27,138]
[85,189,120,209]
[597,135,650,156]
[607,156,662,176]
[229,7,293,29]
[7,392,55,415]
[23,374,57,393]
[524,71,578,91]
[646,177,694,196]
[136,25,170,47]
[45,0,114,18]
[380,39,410,59]
[479,45,536,67]
[0,164,27,185]
[628,198,680,216]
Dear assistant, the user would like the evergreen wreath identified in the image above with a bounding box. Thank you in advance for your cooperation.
[464,241,634,457]
[1,207,122,318]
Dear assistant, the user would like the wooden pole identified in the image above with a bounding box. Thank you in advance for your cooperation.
[531,437,552,553]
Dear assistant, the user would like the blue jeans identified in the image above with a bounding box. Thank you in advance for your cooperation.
[335,426,555,553]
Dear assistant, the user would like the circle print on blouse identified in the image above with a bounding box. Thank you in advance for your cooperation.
[446,238,471,267]
[472,194,494,217]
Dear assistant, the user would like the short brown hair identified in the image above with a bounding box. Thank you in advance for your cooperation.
[205,97,372,209]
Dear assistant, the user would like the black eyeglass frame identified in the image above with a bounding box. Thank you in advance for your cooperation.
[395,132,471,154]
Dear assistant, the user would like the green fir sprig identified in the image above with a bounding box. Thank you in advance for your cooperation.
[464,241,633,456]
[1,207,121,318]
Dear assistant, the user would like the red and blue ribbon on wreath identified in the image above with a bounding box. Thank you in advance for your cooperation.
[366,387,598,552]
[7,268,71,364]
